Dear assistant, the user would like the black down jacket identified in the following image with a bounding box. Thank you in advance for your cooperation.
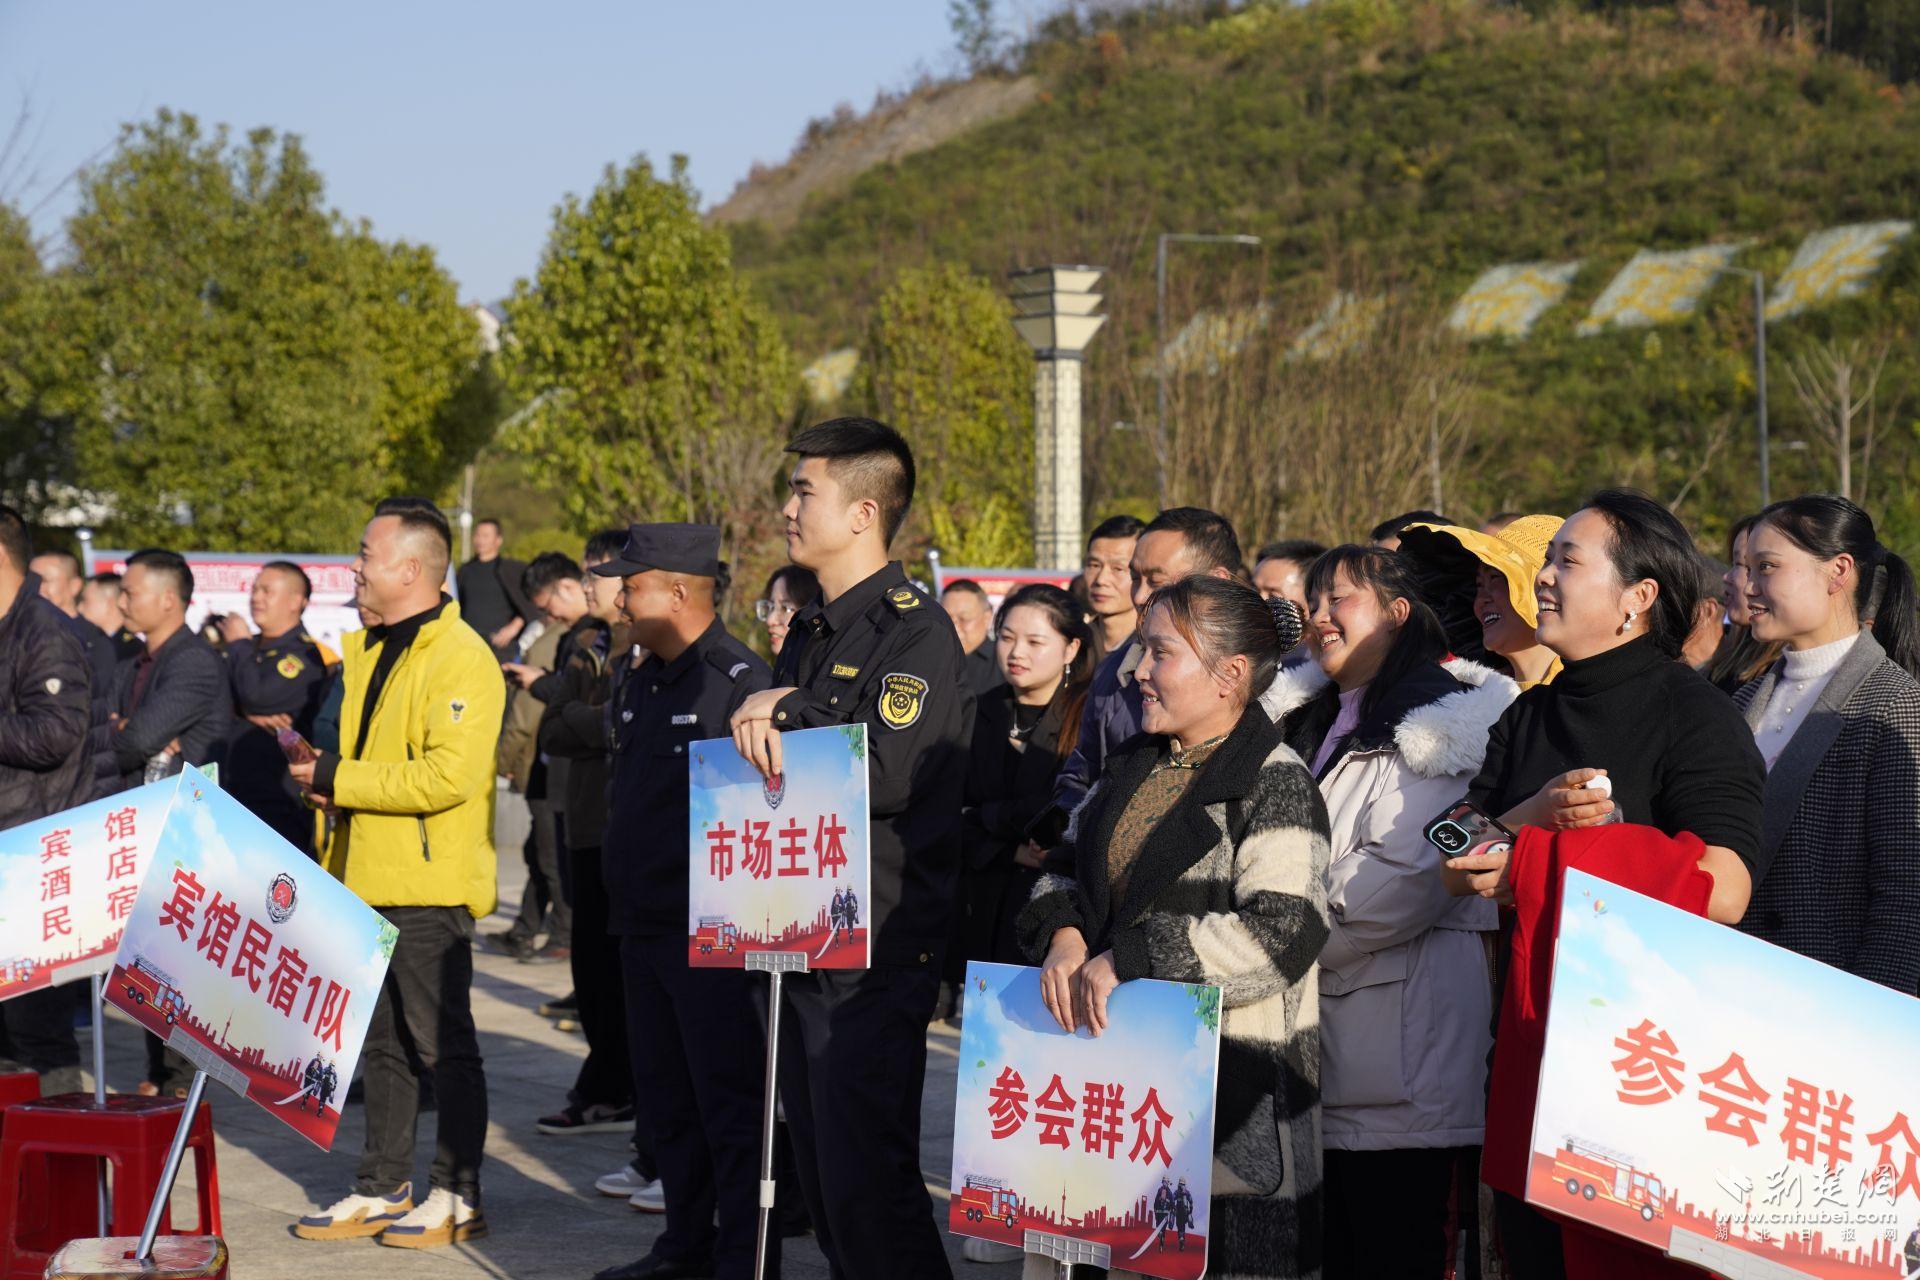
[0,572,94,830]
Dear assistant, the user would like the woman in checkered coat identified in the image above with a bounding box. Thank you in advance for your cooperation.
[1020,577,1331,1280]
[1734,495,1920,993]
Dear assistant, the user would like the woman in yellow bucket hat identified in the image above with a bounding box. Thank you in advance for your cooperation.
[1398,516,1564,690]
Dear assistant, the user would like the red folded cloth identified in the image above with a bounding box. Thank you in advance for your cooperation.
[1482,823,1716,1280]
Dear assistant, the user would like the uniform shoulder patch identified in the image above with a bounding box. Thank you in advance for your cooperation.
[878,672,929,731]
[449,698,467,724]
[705,645,759,681]
[276,654,306,679]
[884,586,924,614]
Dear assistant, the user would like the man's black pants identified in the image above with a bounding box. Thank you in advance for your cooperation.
[567,845,631,1108]
[355,906,488,1198]
[510,796,569,947]
[773,965,950,1280]
[621,933,773,1279]
[1325,1145,1477,1279]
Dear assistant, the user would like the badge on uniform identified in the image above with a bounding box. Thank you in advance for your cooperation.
[277,654,305,679]
[829,663,861,680]
[671,714,698,726]
[450,698,467,724]
[878,672,928,730]
[44,677,61,696]
[886,586,922,612]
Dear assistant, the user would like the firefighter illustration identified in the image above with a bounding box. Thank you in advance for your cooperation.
[833,885,860,946]
[299,1054,324,1112]
[1172,1176,1194,1252]
[1153,1176,1175,1251]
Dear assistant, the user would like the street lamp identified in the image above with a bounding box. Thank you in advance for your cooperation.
[1155,233,1263,494]
[1011,265,1108,570]
[1724,266,1772,507]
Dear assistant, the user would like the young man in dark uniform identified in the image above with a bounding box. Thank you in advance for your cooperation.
[592,524,775,1280]
[221,561,331,855]
[730,418,974,1280]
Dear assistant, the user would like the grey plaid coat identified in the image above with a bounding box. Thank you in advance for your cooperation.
[1020,702,1332,1280]
[1734,630,1920,993]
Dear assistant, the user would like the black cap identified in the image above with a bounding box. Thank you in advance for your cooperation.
[589,523,723,579]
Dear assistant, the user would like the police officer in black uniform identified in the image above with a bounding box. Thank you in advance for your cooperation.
[591,524,775,1280]
[730,419,974,1280]
[221,560,331,855]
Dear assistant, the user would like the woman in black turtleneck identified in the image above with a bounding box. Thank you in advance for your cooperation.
[1451,489,1765,1280]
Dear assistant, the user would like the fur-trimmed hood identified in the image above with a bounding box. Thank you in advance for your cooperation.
[1259,657,1518,780]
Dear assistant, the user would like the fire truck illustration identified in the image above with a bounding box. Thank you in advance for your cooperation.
[694,917,740,955]
[1552,1137,1666,1221]
[0,958,37,992]
[122,957,188,1026]
[957,1175,1020,1228]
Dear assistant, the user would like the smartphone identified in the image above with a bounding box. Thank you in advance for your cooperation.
[276,728,317,766]
[1424,800,1515,862]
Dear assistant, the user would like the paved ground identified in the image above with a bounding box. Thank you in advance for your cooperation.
[75,789,1024,1279]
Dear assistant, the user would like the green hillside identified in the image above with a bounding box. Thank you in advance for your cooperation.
[727,0,1920,547]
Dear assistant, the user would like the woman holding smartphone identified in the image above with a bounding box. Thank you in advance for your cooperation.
[1262,546,1514,1279]
[1734,494,1920,991]
[1020,577,1329,1280]
[1446,489,1765,1276]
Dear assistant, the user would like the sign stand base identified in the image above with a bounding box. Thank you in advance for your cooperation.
[1026,1228,1107,1277]
[90,973,110,1235]
[747,950,809,1280]
[134,1068,208,1263]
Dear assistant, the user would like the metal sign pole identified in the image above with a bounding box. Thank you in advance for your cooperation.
[135,1068,207,1263]
[91,973,109,1234]
[748,951,807,1280]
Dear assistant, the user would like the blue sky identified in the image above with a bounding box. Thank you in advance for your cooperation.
[0,2,959,302]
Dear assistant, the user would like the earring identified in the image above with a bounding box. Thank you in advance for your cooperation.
[1624,610,1637,628]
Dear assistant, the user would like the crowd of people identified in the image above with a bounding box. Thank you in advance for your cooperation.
[2,411,1917,1280]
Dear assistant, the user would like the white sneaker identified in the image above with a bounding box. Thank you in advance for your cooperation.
[961,1236,1024,1263]
[377,1186,488,1249]
[292,1183,413,1240]
[594,1164,650,1198]
[628,1178,666,1213]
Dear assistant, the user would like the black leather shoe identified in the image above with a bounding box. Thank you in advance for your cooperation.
[590,1255,715,1280]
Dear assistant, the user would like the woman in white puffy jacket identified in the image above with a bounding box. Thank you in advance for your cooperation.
[1259,544,1515,1280]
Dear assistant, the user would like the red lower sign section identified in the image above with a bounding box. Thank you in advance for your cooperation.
[1525,1152,1907,1278]
[945,1200,1207,1280]
[109,961,339,1148]
[684,925,868,969]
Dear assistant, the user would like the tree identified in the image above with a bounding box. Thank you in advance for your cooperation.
[501,154,797,596]
[1784,337,1895,504]
[56,110,490,548]
[0,202,75,512]
[861,263,1034,565]
[949,0,1007,74]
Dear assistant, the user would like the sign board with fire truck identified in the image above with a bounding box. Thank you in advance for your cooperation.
[686,725,870,970]
[1530,869,1920,1277]
[0,774,180,1001]
[105,765,397,1150]
[949,961,1222,1280]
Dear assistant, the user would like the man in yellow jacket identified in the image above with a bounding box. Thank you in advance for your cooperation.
[288,497,503,1249]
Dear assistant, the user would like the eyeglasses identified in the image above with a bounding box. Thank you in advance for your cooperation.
[755,599,798,623]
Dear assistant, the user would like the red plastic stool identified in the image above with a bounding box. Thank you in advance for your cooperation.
[0,1096,219,1280]
[0,1073,36,1110]
[44,1235,228,1280]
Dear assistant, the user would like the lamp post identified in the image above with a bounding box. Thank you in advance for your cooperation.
[1011,265,1107,570]
[1725,267,1772,507]
[1155,233,1262,503]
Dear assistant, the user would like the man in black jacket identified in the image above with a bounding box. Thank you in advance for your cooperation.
[455,518,533,659]
[93,549,232,793]
[510,533,636,1139]
[729,420,974,1280]
[0,505,94,1093]
[219,561,331,856]
[31,548,119,691]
